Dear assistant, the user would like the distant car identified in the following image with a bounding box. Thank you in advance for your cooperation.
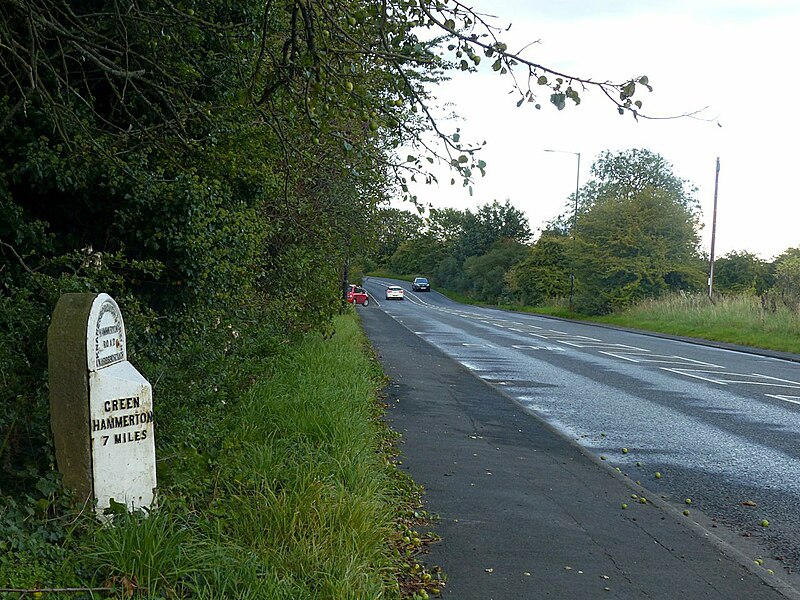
[346,284,369,306]
[412,277,430,292]
[385,285,405,300]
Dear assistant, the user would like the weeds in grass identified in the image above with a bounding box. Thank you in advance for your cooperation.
[6,311,438,599]
[597,292,800,353]
[72,315,416,599]
[81,508,205,598]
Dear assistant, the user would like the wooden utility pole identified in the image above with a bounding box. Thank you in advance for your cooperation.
[708,157,721,300]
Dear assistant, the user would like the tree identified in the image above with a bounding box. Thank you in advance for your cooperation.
[589,149,698,207]
[455,199,531,260]
[389,236,447,276]
[433,255,468,291]
[0,1,663,213]
[427,207,469,246]
[772,257,800,309]
[540,149,704,314]
[463,238,528,302]
[507,234,571,306]
[713,251,773,295]
[549,149,699,235]
[372,207,425,264]
[0,0,680,562]
[773,246,800,265]
[572,187,703,314]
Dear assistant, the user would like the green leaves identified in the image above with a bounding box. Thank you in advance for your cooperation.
[620,81,636,100]
[550,92,566,110]
[567,150,703,313]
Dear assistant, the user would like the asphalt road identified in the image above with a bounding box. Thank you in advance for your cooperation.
[359,277,800,595]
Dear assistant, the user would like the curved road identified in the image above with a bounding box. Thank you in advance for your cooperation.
[362,277,800,571]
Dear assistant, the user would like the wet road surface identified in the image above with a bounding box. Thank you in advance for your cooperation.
[362,277,800,573]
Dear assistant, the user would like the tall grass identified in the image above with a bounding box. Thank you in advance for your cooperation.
[78,314,401,599]
[597,292,800,354]
[203,316,395,598]
[82,510,207,597]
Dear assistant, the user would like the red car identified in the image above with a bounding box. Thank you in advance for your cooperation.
[346,284,369,306]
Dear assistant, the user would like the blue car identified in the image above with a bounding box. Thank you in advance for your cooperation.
[412,277,430,292]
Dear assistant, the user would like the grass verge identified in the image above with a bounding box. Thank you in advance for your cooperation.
[592,293,800,354]
[3,313,441,599]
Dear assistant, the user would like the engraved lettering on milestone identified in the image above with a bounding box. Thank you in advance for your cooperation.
[94,300,125,369]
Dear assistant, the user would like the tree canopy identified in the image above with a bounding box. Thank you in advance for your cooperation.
[571,187,703,312]
[713,251,773,295]
[0,0,663,491]
[549,149,699,234]
[483,149,705,313]
[0,2,700,581]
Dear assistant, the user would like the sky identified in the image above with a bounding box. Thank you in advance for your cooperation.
[405,1,800,260]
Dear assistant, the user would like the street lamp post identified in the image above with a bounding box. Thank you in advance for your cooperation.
[544,149,581,311]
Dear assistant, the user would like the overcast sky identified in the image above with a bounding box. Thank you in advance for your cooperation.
[406,1,800,260]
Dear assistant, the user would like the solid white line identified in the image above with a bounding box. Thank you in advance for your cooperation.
[653,355,723,367]
[511,344,566,351]
[661,368,727,384]
[600,352,640,363]
[765,394,800,406]
[560,341,615,348]
[619,345,649,350]
[602,353,724,368]
[558,340,609,348]
[686,371,800,387]
[748,373,800,386]
[659,369,800,390]
[719,380,800,389]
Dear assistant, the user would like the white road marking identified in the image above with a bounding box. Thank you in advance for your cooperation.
[661,368,729,384]
[560,341,621,349]
[561,342,644,350]
[374,291,800,404]
[601,352,642,363]
[601,352,724,367]
[662,369,800,389]
[765,394,800,406]
[512,345,566,352]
